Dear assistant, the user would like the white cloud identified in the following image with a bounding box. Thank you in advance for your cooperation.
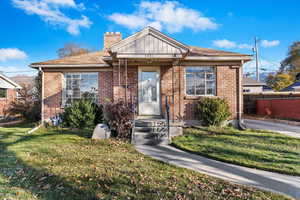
[12,0,91,35]
[213,39,252,49]
[261,40,280,47]
[108,1,218,33]
[0,48,28,62]
[213,39,236,49]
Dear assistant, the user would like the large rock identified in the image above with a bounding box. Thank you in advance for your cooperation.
[92,124,111,139]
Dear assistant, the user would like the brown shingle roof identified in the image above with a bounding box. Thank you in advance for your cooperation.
[188,46,250,57]
[30,46,251,67]
[30,51,109,66]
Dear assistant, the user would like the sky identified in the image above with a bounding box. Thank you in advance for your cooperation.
[0,0,300,77]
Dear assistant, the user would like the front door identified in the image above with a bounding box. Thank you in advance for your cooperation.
[138,66,160,115]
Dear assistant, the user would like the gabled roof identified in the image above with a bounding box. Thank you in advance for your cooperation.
[243,77,266,86]
[30,26,251,67]
[0,74,22,89]
[109,26,190,57]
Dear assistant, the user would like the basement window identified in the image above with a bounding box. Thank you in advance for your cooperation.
[62,73,98,106]
[0,88,7,98]
[185,66,216,96]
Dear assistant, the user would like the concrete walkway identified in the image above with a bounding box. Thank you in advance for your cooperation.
[244,119,300,139]
[136,144,300,199]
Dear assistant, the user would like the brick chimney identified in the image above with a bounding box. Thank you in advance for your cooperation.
[103,32,122,50]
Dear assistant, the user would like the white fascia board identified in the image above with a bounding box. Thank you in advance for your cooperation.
[185,56,252,61]
[30,64,110,68]
[116,54,183,59]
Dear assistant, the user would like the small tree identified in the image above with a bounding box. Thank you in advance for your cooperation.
[197,97,231,126]
[266,73,294,91]
[103,100,133,138]
[57,43,90,58]
[7,84,41,122]
[61,99,95,129]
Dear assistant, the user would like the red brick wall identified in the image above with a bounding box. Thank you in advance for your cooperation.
[42,65,239,121]
[43,72,63,119]
[113,65,138,103]
[43,70,115,120]
[0,89,16,116]
[160,65,238,120]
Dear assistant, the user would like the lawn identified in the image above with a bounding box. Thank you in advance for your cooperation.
[0,125,292,200]
[172,126,300,176]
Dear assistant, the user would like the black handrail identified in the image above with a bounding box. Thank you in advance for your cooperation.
[165,96,170,142]
[131,96,137,144]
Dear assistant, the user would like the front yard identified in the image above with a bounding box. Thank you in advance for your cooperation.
[172,127,300,176]
[0,125,291,200]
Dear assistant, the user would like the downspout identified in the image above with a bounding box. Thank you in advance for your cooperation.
[237,61,246,130]
[38,67,44,124]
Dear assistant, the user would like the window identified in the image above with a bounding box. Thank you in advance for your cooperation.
[63,73,98,106]
[185,66,216,96]
[0,88,7,98]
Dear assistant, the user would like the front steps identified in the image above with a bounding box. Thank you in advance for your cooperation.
[132,118,170,145]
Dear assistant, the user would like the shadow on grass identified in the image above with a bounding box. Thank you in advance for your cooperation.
[0,127,143,200]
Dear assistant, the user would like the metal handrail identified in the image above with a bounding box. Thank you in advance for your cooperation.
[131,96,137,144]
[165,96,171,142]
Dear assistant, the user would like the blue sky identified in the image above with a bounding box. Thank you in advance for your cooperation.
[0,0,299,76]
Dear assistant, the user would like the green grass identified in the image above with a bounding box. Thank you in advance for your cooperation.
[172,126,300,176]
[0,125,293,200]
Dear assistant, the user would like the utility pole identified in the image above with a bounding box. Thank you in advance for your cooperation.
[253,37,260,81]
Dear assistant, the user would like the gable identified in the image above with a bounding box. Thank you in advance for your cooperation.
[0,75,21,89]
[109,27,189,58]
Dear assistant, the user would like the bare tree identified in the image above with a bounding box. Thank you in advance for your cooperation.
[57,43,90,58]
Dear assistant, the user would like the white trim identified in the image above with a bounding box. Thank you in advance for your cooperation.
[30,64,110,68]
[184,66,217,97]
[116,54,182,59]
[0,74,22,89]
[185,56,252,61]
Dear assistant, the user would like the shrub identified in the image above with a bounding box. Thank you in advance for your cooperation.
[197,97,231,126]
[103,100,133,138]
[61,99,95,129]
[92,103,104,125]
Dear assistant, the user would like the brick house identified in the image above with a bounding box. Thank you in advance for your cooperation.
[0,73,22,117]
[30,27,251,125]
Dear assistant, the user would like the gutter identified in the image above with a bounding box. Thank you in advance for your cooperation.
[30,64,110,68]
[237,60,246,130]
[38,67,44,124]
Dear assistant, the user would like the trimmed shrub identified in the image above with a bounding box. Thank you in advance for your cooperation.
[61,99,95,129]
[103,100,133,138]
[197,97,231,126]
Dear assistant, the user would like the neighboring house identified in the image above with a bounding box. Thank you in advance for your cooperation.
[30,27,251,124]
[0,73,22,117]
[243,77,268,93]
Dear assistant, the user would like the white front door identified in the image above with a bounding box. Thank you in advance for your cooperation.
[138,67,160,115]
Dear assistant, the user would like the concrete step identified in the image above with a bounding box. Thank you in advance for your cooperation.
[134,126,168,133]
[133,131,169,145]
[135,120,167,127]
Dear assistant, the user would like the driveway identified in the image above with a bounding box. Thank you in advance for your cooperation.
[136,144,300,199]
[244,119,300,139]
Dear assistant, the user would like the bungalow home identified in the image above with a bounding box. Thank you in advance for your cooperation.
[0,73,22,117]
[30,27,251,126]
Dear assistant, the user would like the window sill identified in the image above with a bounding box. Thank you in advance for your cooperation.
[184,95,216,100]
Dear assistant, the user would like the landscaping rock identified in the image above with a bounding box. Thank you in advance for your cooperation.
[92,124,111,139]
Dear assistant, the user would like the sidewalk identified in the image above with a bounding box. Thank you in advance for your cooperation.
[136,144,300,199]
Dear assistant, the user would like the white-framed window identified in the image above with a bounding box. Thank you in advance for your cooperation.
[185,66,216,96]
[62,73,99,106]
